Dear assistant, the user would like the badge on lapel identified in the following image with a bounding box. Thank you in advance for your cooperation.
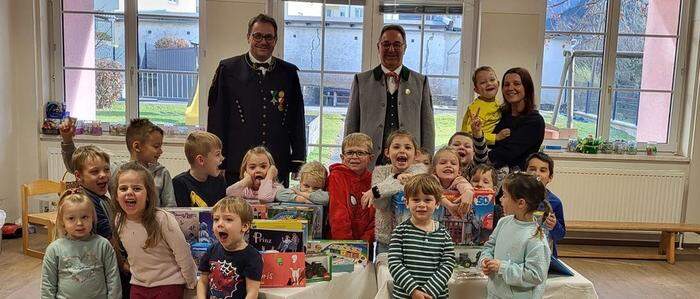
[277,90,286,111]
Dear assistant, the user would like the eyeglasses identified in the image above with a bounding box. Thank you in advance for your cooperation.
[380,41,404,50]
[343,150,371,157]
[251,32,276,42]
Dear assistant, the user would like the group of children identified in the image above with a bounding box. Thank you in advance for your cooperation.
[41,65,566,299]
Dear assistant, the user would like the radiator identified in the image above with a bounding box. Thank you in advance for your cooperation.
[548,167,687,223]
[47,147,190,182]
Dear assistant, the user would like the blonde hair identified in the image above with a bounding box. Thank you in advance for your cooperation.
[342,132,373,154]
[126,118,164,153]
[239,146,276,179]
[111,161,163,249]
[472,65,497,85]
[71,145,111,173]
[404,173,443,200]
[56,190,96,237]
[384,129,418,153]
[299,161,328,189]
[430,147,462,175]
[212,196,254,226]
[184,131,223,164]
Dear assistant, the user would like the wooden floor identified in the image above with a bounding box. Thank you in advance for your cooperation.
[2,235,700,298]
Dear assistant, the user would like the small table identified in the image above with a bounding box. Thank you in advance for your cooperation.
[259,264,378,299]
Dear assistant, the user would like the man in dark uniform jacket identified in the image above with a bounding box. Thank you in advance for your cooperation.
[207,14,306,187]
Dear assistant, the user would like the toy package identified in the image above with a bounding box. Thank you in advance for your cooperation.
[441,189,495,245]
[197,208,219,245]
[260,252,306,288]
[306,240,368,273]
[267,204,317,239]
[251,203,268,219]
[453,245,486,280]
[305,254,332,283]
[268,202,323,239]
[191,242,210,274]
[166,208,200,244]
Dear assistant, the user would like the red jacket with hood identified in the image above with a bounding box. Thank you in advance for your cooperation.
[327,163,374,243]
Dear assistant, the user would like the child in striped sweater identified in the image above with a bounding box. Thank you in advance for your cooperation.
[388,174,456,299]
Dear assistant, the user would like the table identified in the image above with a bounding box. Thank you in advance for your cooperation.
[375,255,597,299]
[259,264,378,299]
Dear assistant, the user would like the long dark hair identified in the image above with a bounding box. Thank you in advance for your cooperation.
[501,67,536,116]
[503,172,551,239]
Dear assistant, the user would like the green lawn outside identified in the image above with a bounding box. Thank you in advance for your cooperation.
[97,102,187,125]
[540,111,636,141]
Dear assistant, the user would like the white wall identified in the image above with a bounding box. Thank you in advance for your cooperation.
[0,0,18,221]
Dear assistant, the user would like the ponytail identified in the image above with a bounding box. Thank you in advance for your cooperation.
[534,199,553,239]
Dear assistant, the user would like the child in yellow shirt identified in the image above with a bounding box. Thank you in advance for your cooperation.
[461,66,510,144]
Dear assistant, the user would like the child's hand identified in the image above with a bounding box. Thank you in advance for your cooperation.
[495,128,511,141]
[292,188,313,203]
[545,213,557,230]
[410,289,432,299]
[483,259,501,275]
[481,258,492,275]
[242,172,254,187]
[397,173,413,185]
[469,108,483,138]
[267,165,278,181]
[58,119,76,143]
[361,189,375,208]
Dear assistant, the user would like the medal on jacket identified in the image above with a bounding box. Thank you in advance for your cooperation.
[272,90,286,111]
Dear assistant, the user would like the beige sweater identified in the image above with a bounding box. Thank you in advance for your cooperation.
[120,210,197,289]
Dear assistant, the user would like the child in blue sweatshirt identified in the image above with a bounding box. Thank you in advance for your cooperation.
[526,152,566,257]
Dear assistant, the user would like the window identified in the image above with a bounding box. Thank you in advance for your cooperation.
[383,12,463,147]
[542,0,688,151]
[55,0,199,129]
[282,1,364,164]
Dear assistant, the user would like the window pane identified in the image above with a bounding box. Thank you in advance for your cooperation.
[63,0,123,13]
[542,33,604,88]
[540,87,600,139]
[307,146,321,162]
[615,36,677,91]
[421,15,461,76]
[383,14,421,71]
[431,77,458,147]
[136,2,199,126]
[284,2,323,71]
[138,0,199,15]
[545,0,608,33]
[65,69,126,123]
[325,146,343,166]
[300,71,322,150]
[323,4,363,72]
[321,73,353,144]
[609,90,671,143]
[619,0,680,36]
[63,13,126,68]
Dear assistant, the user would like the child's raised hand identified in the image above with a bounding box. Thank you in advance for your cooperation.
[58,119,76,143]
[545,213,557,230]
[361,189,375,208]
[495,128,511,141]
[267,165,278,181]
[469,108,483,138]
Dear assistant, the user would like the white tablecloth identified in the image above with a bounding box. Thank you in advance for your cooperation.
[259,264,377,299]
[375,256,597,299]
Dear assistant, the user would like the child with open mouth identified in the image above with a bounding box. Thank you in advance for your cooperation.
[226,146,283,203]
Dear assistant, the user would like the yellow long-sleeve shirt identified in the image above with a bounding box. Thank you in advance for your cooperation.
[461,97,502,144]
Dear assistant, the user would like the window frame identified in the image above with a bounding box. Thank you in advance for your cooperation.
[50,0,201,126]
[542,0,691,153]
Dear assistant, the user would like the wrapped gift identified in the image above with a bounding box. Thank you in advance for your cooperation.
[261,252,306,288]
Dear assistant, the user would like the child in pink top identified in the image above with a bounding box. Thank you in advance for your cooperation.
[226,146,283,203]
[112,161,197,298]
[432,147,475,219]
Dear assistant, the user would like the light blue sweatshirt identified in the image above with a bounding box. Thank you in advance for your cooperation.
[478,215,551,299]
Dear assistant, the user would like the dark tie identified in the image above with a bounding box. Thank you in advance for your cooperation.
[386,71,399,85]
[254,62,271,69]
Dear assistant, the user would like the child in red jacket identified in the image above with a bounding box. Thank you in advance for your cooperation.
[328,133,375,244]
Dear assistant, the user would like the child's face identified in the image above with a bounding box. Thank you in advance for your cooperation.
[414,152,430,166]
[473,70,499,99]
[246,153,271,187]
[116,170,148,220]
[61,201,93,240]
[341,145,372,175]
[77,156,111,195]
[470,170,494,190]
[449,135,474,166]
[407,191,437,222]
[213,210,249,250]
[434,152,460,181]
[299,174,324,193]
[135,132,163,165]
[202,148,224,177]
[526,158,552,186]
[384,136,415,173]
[501,187,526,216]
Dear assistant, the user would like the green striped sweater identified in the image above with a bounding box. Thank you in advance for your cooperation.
[388,219,455,299]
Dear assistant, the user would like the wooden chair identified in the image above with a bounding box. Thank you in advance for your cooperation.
[21,180,65,259]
